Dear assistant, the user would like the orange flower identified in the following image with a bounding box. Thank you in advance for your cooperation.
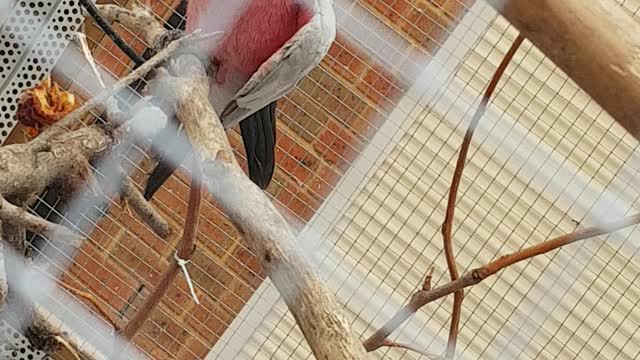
[16,76,80,134]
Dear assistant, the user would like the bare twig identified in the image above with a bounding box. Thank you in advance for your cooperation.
[380,339,443,359]
[54,335,82,360]
[58,281,120,331]
[120,178,171,238]
[364,212,640,351]
[422,266,435,291]
[364,268,436,352]
[440,34,524,358]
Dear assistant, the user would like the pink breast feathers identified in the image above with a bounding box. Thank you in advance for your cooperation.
[211,0,313,84]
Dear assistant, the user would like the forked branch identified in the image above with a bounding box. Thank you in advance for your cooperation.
[440,34,524,358]
[364,212,640,353]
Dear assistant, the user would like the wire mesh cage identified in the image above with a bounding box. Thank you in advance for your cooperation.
[1,0,640,359]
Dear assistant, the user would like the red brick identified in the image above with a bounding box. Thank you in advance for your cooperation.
[276,130,320,184]
[306,163,341,199]
[68,243,140,312]
[314,120,364,171]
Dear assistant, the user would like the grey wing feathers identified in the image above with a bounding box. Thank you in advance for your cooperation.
[220,6,336,128]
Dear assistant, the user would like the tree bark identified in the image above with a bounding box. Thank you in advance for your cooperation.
[0,126,113,200]
[485,0,640,139]
[160,55,368,359]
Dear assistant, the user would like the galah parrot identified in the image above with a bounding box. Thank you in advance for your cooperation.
[143,0,336,199]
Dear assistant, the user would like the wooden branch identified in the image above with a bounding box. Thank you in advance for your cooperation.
[30,308,104,360]
[0,126,113,200]
[4,88,171,240]
[440,35,524,358]
[33,29,212,145]
[370,269,441,358]
[363,269,435,352]
[120,178,171,238]
[484,0,640,139]
[0,196,84,247]
[96,4,166,50]
[79,0,146,66]
[379,339,443,359]
[121,171,201,339]
[162,54,367,358]
[54,335,82,360]
[364,213,640,350]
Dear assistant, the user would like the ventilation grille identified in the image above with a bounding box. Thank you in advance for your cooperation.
[0,0,84,144]
[0,321,50,359]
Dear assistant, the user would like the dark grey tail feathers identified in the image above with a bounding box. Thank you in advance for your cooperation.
[143,101,278,200]
[143,126,191,200]
[240,101,278,190]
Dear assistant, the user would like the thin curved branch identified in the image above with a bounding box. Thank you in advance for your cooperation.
[440,34,524,358]
[364,212,640,350]
[121,167,202,339]
[58,281,120,331]
[380,339,443,359]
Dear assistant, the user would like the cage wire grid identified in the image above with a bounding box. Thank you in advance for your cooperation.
[0,0,564,358]
[0,0,576,358]
[212,2,640,360]
[0,0,481,358]
[1,0,640,359]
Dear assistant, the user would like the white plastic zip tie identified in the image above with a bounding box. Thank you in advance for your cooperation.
[174,251,200,305]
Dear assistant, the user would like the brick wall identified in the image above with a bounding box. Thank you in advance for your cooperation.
[7,0,472,358]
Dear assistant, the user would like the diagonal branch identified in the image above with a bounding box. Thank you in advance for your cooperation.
[440,34,524,358]
[0,196,84,247]
[120,178,171,238]
[33,29,216,145]
[163,54,368,358]
[58,281,121,331]
[364,212,640,351]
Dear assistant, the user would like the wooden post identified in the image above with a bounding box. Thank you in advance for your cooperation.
[485,0,640,139]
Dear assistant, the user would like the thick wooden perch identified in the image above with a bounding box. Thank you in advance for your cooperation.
[95,5,366,357]
[0,126,113,201]
[160,55,367,359]
[485,0,640,139]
